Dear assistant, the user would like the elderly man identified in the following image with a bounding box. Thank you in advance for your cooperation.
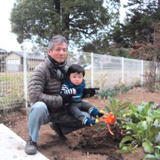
[25,35,95,155]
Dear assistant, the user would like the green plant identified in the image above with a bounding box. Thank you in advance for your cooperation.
[97,96,131,132]
[152,83,160,90]
[97,84,132,99]
[134,78,142,87]
[119,102,160,159]
[143,146,160,160]
[96,96,160,159]
[120,86,131,94]
[105,96,131,118]
[97,88,119,99]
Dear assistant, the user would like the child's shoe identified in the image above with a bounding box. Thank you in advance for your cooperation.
[82,117,99,127]
[89,107,105,118]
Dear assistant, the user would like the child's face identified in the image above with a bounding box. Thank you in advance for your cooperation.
[69,72,83,86]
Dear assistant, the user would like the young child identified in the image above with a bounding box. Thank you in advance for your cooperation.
[61,64,104,126]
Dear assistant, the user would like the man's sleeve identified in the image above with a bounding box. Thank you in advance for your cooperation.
[29,63,63,111]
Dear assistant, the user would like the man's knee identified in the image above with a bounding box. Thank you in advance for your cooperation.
[30,101,48,117]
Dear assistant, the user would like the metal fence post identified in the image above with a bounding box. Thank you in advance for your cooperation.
[91,52,94,87]
[122,57,124,83]
[141,60,144,85]
[23,43,28,108]
[156,62,158,82]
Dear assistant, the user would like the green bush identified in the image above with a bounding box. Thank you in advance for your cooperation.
[152,83,160,90]
[97,88,119,99]
[120,86,131,94]
[119,102,160,159]
[97,84,132,99]
[96,96,160,159]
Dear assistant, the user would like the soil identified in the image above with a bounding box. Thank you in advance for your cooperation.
[1,87,160,160]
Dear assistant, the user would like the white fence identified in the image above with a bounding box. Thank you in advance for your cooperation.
[0,49,159,109]
[68,52,156,89]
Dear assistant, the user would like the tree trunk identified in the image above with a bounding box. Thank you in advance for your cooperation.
[158,0,160,10]
[63,13,70,40]
[54,0,60,14]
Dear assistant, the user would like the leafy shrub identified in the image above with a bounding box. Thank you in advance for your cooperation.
[97,84,132,99]
[120,86,131,94]
[152,83,160,90]
[143,68,157,92]
[97,88,119,99]
[97,96,160,159]
[97,96,131,133]
[134,79,142,87]
[119,102,160,159]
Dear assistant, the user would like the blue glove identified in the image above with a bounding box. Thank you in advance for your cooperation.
[90,108,105,118]
[82,117,99,127]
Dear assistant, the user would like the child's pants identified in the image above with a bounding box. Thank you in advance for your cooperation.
[67,101,93,121]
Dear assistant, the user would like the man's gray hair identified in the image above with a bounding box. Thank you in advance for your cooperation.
[48,35,68,51]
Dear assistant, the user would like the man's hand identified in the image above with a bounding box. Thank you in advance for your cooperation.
[82,88,99,98]
[60,93,72,105]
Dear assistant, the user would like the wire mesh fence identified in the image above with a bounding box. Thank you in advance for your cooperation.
[0,49,160,109]
[0,50,24,110]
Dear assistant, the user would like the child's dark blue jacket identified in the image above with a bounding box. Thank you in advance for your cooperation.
[61,77,86,101]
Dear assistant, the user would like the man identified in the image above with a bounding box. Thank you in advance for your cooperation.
[25,35,95,155]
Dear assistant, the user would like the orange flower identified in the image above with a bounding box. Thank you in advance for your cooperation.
[103,112,116,125]
[108,124,114,135]
[103,112,117,135]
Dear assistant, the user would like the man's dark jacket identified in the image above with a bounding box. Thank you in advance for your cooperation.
[29,58,68,114]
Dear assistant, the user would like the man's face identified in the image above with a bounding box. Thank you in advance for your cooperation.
[48,42,67,63]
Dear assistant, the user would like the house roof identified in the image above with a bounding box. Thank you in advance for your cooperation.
[10,51,46,60]
[0,48,8,53]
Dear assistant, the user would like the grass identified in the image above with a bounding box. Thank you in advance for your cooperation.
[0,72,28,109]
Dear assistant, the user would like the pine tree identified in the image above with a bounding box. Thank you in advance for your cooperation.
[112,0,160,47]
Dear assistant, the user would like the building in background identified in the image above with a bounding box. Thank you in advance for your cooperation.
[0,50,45,72]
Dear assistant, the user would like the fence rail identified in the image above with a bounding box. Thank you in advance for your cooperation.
[0,49,159,109]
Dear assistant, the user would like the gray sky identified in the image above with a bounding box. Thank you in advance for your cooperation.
[0,0,128,52]
[0,0,22,51]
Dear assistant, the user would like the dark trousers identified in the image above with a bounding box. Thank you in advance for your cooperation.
[67,101,92,121]
[29,101,90,142]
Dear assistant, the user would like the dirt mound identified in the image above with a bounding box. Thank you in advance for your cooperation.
[74,124,123,155]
